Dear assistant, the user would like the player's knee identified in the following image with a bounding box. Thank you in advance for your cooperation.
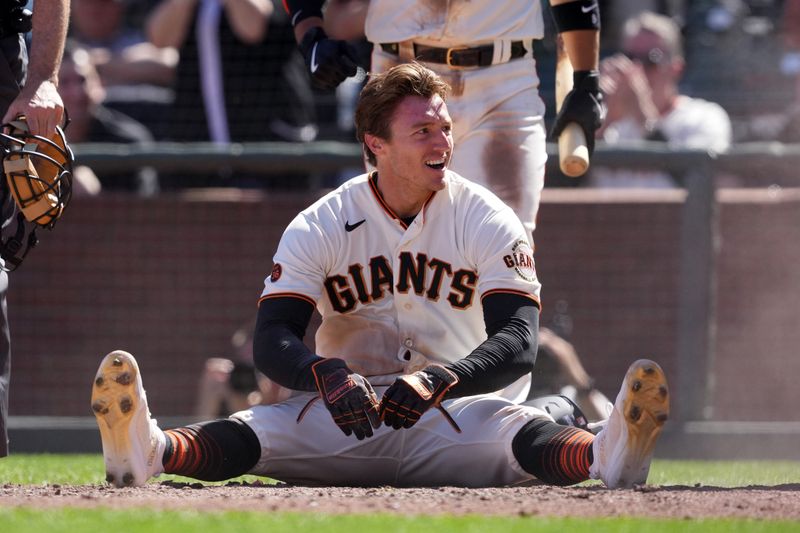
[522,394,590,431]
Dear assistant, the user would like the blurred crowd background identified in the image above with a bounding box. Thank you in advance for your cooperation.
[58,0,800,195]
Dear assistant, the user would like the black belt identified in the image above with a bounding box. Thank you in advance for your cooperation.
[380,41,528,68]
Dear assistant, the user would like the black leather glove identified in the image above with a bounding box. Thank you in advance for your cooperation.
[311,358,381,440]
[379,365,459,430]
[550,70,606,156]
[298,26,360,91]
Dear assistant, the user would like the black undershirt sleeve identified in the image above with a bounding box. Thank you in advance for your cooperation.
[443,292,540,399]
[253,296,322,392]
[253,292,539,397]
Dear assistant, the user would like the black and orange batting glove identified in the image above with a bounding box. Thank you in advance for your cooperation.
[311,358,381,440]
[379,365,459,431]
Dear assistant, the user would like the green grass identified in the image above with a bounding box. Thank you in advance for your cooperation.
[3,454,800,487]
[0,510,796,533]
[2,455,799,532]
[647,460,800,487]
[0,453,265,486]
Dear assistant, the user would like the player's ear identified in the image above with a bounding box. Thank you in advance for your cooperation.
[364,133,384,156]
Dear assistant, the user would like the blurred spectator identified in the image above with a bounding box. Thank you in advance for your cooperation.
[59,41,159,195]
[590,11,732,188]
[776,0,800,142]
[195,319,291,418]
[777,77,800,142]
[598,0,685,53]
[682,0,788,138]
[781,0,800,61]
[146,0,318,188]
[146,0,316,144]
[528,328,611,425]
[69,0,177,139]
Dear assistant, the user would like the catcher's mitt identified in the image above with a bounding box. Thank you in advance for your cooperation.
[0,117,74,271]
[1,116,74,228]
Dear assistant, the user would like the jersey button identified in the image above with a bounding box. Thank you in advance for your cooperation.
[404,338,413,348]
[403,303,412,310]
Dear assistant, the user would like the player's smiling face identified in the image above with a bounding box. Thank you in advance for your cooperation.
[368,94,453,214]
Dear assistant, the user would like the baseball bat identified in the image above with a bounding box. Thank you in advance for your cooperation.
[555,36,590,178]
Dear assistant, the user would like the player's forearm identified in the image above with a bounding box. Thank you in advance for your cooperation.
[292,16,324,43]
[559,30,599,71]
[549,0,600,71]
[253,298,322,392]
[444,295,540,398]
[26,0,69,90]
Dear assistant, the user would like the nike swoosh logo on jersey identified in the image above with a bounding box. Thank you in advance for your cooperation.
[581,1,598,12]
[310,42,320,73]
[345,219,366,232]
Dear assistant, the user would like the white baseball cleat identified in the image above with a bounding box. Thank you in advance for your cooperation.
[589,359,669,489]
[91,350,166,487]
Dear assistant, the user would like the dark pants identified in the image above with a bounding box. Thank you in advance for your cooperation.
[0,33,27,457]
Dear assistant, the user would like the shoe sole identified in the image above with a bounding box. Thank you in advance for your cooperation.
[91,350,150,487]
[615,359,670,487]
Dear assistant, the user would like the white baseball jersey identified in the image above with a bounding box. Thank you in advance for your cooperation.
[260,170,541,394]
[238,169,549,487]
[364,0,545,47]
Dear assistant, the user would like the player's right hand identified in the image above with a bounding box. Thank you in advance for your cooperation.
[550,70,606,156]
[311,357,381,440]
[379,365,459,430]
[298,26,360,91]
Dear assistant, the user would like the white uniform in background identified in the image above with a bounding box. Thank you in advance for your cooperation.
[364,0,549,233]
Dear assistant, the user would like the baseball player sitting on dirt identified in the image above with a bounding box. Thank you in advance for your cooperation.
[91,63,669,490]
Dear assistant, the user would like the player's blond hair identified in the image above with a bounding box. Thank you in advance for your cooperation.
[355,62,451,166]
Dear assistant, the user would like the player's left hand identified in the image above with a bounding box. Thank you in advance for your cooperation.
[379,365,459,430]
[298,26,360,91]
[550,70,606,156]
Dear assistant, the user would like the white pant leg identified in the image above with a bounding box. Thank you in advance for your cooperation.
[448,97,547,233]
[231,391,550,487]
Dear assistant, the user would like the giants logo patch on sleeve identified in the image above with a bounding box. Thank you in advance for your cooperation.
[503,240,536,282]
[270,263,282,282]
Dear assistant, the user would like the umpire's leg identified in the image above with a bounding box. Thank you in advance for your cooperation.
[0,29,28,459]
[0,269,9,457]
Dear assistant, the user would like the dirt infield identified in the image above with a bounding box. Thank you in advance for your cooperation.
[2,482,800,519]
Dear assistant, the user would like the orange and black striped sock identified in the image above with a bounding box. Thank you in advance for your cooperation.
[163,419,261,481]
[512,418,594,486]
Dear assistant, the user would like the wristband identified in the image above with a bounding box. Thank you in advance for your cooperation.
[282,0,324,27]
[550,1,601,32]
[573,69,600,90]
